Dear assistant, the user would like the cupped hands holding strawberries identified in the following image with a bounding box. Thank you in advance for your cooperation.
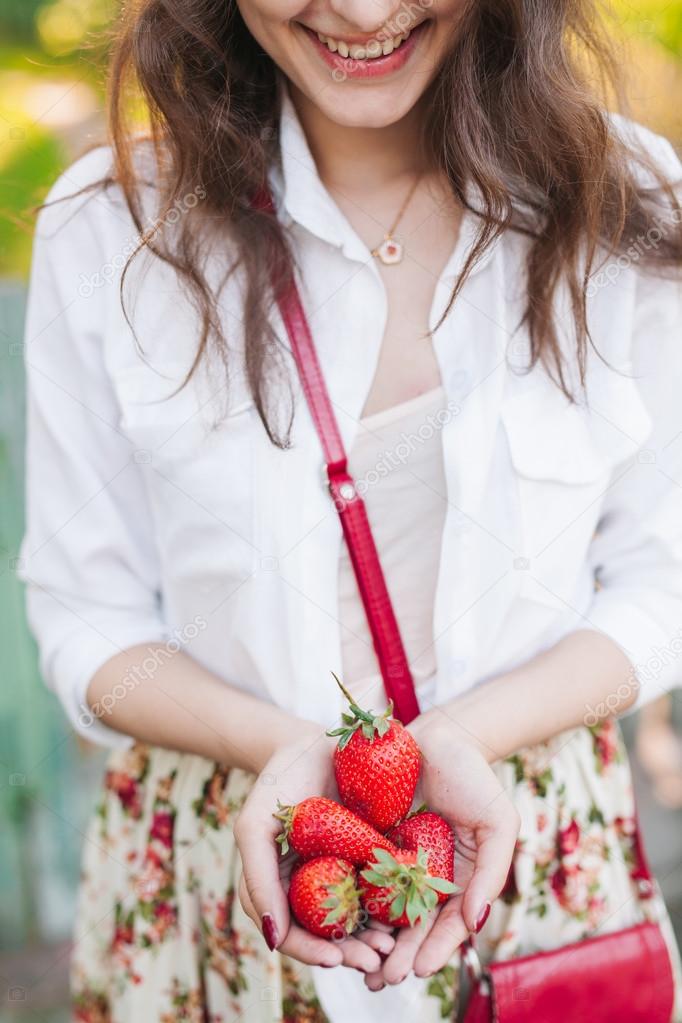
[234,675,519,987]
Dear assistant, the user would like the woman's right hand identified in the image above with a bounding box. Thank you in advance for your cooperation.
[234,727,395,972]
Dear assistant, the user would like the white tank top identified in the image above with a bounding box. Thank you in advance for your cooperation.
[338,385,448,709]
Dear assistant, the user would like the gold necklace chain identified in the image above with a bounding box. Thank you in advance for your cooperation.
[371,172,422,266]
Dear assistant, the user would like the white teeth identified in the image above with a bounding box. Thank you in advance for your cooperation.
[315,27,413,60]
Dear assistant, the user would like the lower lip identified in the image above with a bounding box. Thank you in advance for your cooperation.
[304,22,428,80]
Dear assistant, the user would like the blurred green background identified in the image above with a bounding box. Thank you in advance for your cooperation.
[0,2,681,1021]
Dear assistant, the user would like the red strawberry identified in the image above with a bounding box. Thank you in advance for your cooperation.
[289,856,361,938]
[359,847,458,928]
[388,810,455,891]
[274,796,398,863]
[327,674,421,832]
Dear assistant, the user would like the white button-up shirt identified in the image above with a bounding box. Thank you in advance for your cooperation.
[20,93,682,748]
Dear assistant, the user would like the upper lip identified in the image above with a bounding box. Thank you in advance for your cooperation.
[301,19,426,46]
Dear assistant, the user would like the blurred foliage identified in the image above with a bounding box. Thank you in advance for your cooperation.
[0,0,680,280]
[607,0,682,54]
[0,0,115,50]
[0,0,116,277]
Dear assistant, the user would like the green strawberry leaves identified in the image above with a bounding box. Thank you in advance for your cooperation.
[371,847,397,865]
[361,844,460,926]
[320,873,361,933]
[391,891,407,920]
[360,869,392,887]
[424,876,457,894]
[273,801,294,855]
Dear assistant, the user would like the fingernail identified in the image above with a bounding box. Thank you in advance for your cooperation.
[474,901,491,934]
[262,913,279,951]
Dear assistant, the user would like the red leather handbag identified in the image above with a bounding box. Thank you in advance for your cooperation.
[263,193,676,1023]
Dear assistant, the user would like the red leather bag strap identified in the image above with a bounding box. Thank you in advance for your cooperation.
[276,275,420,724]
[254,191,420,724]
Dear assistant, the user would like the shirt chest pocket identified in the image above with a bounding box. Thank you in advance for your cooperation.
[113,364,260,585]
[500,374,652,610]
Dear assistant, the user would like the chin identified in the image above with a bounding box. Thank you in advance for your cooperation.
[305,84,427,129]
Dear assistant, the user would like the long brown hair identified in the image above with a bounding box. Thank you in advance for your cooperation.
[103,0,681,446]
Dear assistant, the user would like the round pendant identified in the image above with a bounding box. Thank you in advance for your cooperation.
[375,237,403,265]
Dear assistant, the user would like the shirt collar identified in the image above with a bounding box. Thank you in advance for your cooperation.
[271,85,369,262]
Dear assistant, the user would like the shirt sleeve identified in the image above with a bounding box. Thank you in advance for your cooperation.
[19,155,168,747]
[586,256,682,712]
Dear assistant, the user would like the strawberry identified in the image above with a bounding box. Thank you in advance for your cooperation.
[274,796,398,863]
[359,847,459,928]
[327,674,421,833]
[288,856,361,939]
[388,809,455,889]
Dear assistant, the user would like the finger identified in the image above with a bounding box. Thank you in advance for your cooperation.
[355,927,396,957]
[461,804,519,933]
[277,923,345,968]
[380,911,438,985]
[337,936,383,974]
[234,805,290,950]
[413,897,468,977]
[364,968,386,992]
[363,919,394,933]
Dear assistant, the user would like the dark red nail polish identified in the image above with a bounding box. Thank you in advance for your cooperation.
[474,901,491,934]
[262,913,279,951]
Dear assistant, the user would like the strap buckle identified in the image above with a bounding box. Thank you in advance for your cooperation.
[322,461,356,503]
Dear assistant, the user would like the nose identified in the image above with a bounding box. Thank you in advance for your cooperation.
[327,0,407,34]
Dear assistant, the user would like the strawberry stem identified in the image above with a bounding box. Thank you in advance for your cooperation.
[405,803,428,819]
[326,672,393,749]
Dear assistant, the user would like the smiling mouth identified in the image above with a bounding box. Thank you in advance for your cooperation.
[301,20,429,78]
[314,25,417,60]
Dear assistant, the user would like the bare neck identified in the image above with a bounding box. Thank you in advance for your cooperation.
[288,83,429,193]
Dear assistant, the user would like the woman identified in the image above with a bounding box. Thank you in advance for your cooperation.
[21,0,682,1020]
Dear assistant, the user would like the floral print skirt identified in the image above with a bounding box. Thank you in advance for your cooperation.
[72,720,682,1022]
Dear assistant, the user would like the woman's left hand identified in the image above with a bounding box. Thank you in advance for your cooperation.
[364,714,520,989]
